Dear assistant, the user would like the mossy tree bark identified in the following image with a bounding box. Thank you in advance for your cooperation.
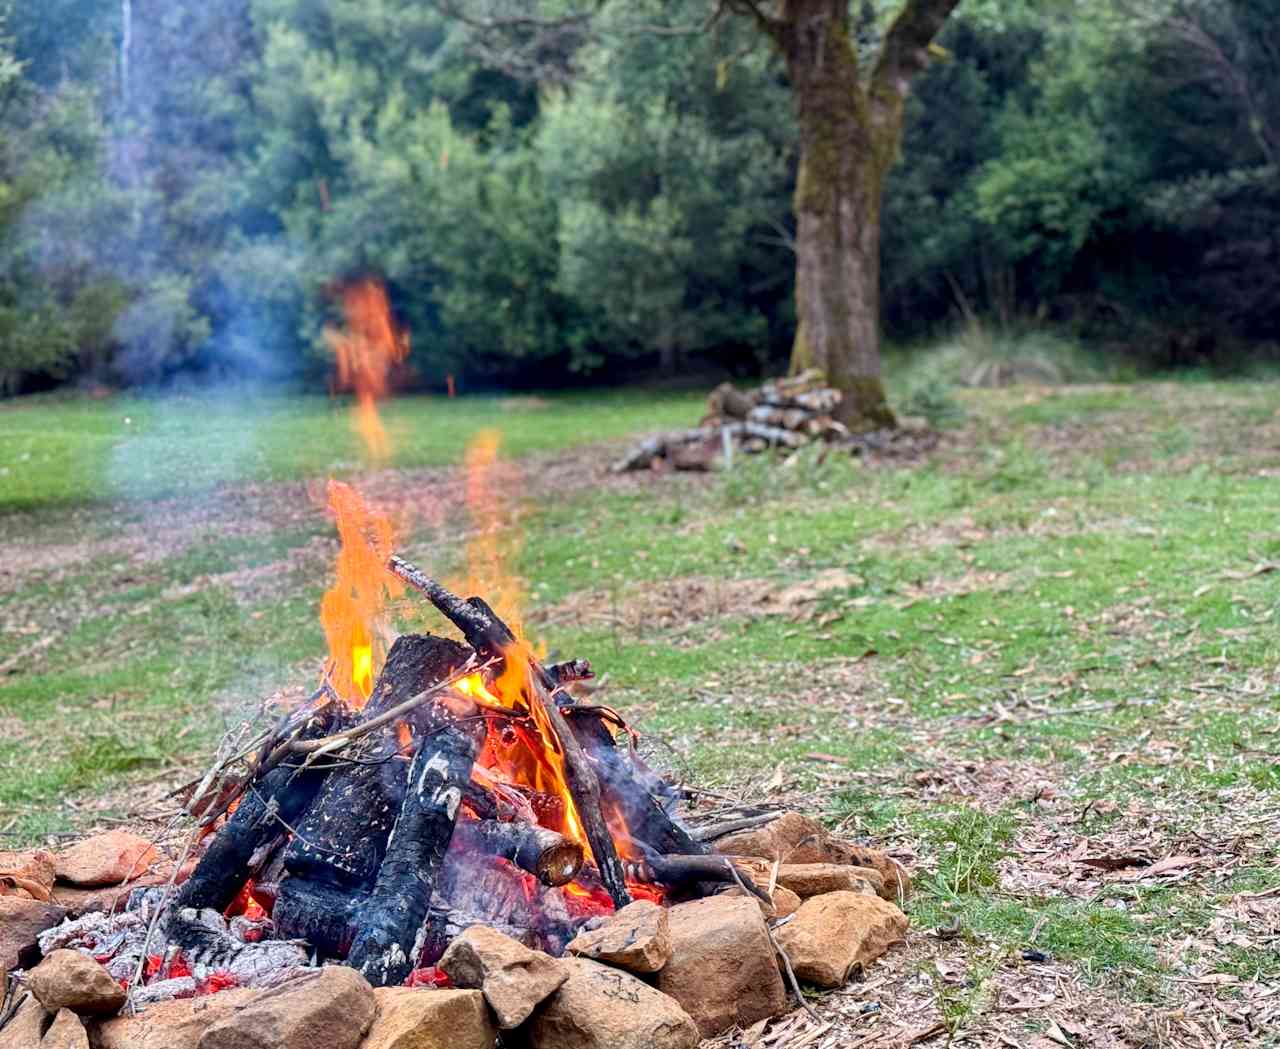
[741,0,960,430]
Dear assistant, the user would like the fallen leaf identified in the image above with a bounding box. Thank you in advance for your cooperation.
[1119,853,1201,880]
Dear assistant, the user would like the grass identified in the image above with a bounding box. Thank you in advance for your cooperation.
[2,375,1279,1043]
[0,388,705,510]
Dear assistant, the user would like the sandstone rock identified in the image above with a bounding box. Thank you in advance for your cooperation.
[50,876,168,917]
[40,1009,89,1049]
[0,897,66,970]
[824,841,912,900]
[775,863,882,898]
[198,966,375,1049]
[526,958,698,1049]
[774,891,908,988]
[89,988,260,1049]
[55,832,159,889]
[0,849,57,901]
[712,812,829,864]
[722,883,802,919]
[656,895,787,1037]
[439,925,567,1029]
[566,899,671,974]
[362,988,495,1049]
[27,950,127,1017]
[0,995,50,1048]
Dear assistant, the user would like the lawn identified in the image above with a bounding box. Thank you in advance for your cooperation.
[2,378,1278,1046]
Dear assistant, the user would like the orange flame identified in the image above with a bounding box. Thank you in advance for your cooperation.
[325,279,409,464]
[320,480,401,707]
[455,430,527,641]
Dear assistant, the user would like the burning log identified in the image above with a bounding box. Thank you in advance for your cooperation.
[451,820,583,887]
[345,709,483,985]
[174,702,343,913]
[622,852,771,905]
[389,556,633,910]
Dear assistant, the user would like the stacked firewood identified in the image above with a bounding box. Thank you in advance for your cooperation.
[612,370,851,472]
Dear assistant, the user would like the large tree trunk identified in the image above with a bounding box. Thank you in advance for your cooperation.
[767,0,960,431]
[778,0,892,431]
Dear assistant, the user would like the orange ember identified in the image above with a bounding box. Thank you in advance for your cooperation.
[325,278,409,464]
[320,480,401,707]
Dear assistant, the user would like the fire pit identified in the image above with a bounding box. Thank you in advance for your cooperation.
[5,284,913,1049]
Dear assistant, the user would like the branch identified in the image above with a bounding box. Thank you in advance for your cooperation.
[871,0,962,102]
[721,0,783,40]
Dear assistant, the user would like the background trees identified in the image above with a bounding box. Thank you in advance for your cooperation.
[0,0,1275,396]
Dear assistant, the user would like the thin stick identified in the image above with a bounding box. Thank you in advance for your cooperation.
[726,862,820,1022]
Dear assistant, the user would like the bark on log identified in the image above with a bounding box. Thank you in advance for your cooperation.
[451,819,583,886]
[623,852,771,903]
[174,703,342,913]
[282,634,470,891]
[345,713,483,986]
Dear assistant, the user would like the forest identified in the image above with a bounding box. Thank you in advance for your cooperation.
[0,0,1276,398]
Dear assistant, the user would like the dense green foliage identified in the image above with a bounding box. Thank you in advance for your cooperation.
[0,0,1274,393]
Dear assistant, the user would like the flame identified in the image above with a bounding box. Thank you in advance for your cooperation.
[456,430,527,640]
[320,480,401,707]
[457,646,587,851]
[325,278,409,464]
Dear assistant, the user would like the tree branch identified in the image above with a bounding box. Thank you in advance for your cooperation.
[871,0,962,103]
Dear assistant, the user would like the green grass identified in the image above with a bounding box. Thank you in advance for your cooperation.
[3,376,1279,1035]
[0,389,704,510]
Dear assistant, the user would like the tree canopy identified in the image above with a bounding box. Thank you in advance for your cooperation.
[0,0,1275,394]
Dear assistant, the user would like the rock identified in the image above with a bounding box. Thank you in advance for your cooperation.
[0,849,57,901]
[439,925,567,1029]
[774,891,908,988]
[40,1009,89,1049]
[712,812,829,864]
[89,989,260,1049]
[0,897,67,970]
[525,958,698,1049]
[824,841,912,900]
[198,966,375,1049]
[27,950,127,1017]
[566,899,671,974]
[55,832,159,889]
[0,995,50,1048]
[722,883,802,919]
[656,895,787,1037]
[362,988,495,1049]
[50,876,168,917]
[774,863,882,898]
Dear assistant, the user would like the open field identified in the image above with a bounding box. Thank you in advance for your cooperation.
[3,380,1279,1046]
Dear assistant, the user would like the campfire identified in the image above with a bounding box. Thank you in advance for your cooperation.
[5,282,913,1049]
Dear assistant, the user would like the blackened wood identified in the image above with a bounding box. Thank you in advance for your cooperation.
[283,633,471,890]
[565,707,707,858]
[389,556,515,657]
[452,819,583,886]
[691,813,782,842]
[272,876,364,957]
[545,658,593,686]
[175,703,341,913]
[526,671,631,909]
[346,714,482,986]
[624,852,772,904]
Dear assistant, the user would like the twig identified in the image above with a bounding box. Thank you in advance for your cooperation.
[726,862,820,1022]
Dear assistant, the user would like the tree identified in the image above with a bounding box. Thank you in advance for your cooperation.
[442,0,960,428]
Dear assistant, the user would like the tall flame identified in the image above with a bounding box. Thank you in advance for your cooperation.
[456,429,527,640]
[320,480,401,706]
[325,279,409,465]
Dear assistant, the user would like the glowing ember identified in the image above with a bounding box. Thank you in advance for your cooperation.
[319,480,400,707]
[325,278,409,464]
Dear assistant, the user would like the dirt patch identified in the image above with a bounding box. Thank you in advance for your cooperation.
[531,568,865,635]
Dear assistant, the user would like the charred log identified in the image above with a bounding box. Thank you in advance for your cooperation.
[623,852,771,904]
[175,702,342,913]
[451,819,583,887]
[345,711,483,986]
[283,634,471,890]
